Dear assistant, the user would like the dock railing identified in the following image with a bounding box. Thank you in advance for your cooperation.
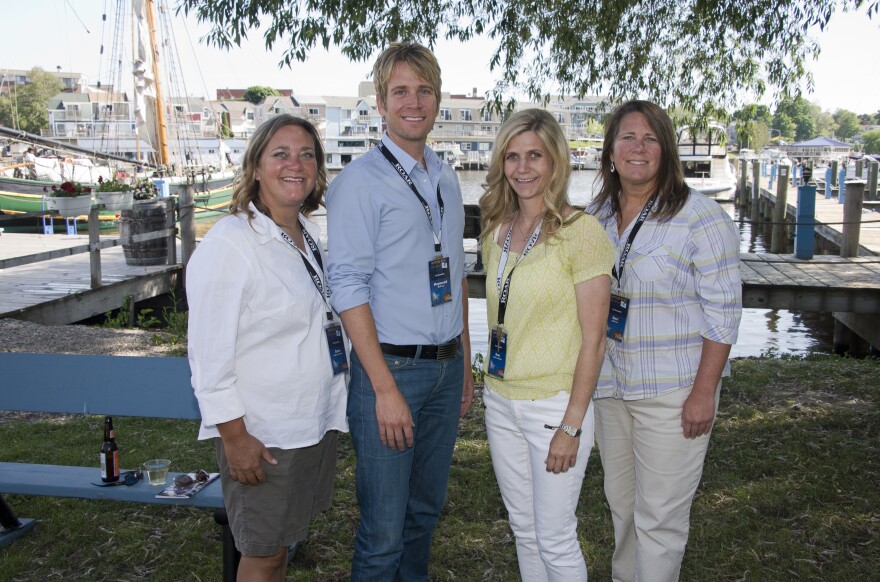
[0,186,197,290]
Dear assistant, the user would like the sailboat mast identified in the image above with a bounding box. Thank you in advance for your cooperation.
[144,0,169,166]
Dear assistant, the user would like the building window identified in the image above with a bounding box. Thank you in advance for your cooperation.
[308,107,319,116]
[439,109,452,121]
[482,110,492,122]
[461,143,472,150]
[461,109,473,121]
[555,113,564,123]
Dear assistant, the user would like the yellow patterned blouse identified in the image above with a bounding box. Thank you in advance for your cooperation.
[484,211,614,400]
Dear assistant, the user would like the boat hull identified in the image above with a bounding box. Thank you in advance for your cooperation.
[0,176,234,232]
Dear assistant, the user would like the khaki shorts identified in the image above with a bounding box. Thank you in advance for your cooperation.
[216,431,338,556]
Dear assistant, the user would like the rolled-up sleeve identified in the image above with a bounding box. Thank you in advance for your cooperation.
[186,234,250,426]
[326,170,377,314]
[689,203,742,345]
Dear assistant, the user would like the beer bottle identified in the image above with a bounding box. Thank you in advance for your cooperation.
[100,416,120,482]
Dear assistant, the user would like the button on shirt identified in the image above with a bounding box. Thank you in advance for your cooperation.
[186,204,348,448]
[326,136,466,345]
[593,191,742,400]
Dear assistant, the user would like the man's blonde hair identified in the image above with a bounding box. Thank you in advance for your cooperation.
[372,42,442,105]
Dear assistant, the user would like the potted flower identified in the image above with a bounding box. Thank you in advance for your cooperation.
[95,176,134,211]
[132,179,159,201]
[43,181,94,218]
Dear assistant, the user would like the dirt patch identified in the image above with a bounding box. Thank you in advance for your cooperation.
[0,318,178,357]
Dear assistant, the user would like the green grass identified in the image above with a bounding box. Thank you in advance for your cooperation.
[1,355,877,581]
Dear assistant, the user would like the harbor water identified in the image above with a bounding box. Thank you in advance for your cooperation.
[198,169,835,359]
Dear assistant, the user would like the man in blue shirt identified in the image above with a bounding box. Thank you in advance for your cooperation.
[326,42,474,580]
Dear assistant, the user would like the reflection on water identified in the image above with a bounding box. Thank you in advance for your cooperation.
[193,168,835,359]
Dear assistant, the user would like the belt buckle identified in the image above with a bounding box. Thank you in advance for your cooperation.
[436,340,457,360]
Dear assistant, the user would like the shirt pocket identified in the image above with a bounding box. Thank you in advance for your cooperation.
[626,242,671,283]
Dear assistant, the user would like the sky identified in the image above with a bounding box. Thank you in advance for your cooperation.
[4,1,879,115]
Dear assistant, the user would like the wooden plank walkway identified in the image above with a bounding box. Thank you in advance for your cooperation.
[0,233,180,324]
[750,174,880,256]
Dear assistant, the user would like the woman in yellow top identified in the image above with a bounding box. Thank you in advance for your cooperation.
[479,108,614,581]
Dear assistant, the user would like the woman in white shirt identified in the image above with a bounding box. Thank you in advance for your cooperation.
[187,114,348,582]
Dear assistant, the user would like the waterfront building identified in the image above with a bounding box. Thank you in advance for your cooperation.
[783,137,852,163]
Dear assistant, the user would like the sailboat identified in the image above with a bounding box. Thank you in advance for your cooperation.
[0,0,235,230]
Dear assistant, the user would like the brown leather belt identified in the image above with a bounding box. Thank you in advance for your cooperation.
[379,336,460,360]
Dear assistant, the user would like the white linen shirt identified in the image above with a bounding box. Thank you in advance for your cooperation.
[186,203,348,448]
[593,191,742,400]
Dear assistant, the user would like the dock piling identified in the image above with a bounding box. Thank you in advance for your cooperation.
[794,185,817,259]
[825,167,833,199]
[841,180,865,258]
[868,161,878,201]
[771,164,790,253]
[88,207,101,289]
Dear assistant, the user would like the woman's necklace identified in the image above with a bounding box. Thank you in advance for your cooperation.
[516,212,543,243]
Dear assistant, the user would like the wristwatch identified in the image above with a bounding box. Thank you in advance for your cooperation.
[559,423,582,438]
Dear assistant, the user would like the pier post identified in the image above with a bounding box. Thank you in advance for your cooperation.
[771,163,790,254]
[750,159,761,223]
[738,159,748,207]
[855,158,863,178]
[794,185,816,259]
[88,206,101,289]
[839,168,847,204]
[831,160,838,187]
[180,184,196,267]
[164,197,176,266]
[825,167,833,199]
[769,163,777,190]
[841,180,865,258]
[868,161,878,201]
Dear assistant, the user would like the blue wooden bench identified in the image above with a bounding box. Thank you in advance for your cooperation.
[0,352,239,580]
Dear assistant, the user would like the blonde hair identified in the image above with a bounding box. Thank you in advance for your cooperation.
[479,109,572,246]
[229,114,327,220]
[588,100,688,221]
[372,42,442,106]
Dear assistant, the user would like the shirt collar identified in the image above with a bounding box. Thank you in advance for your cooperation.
[380,134,441,177]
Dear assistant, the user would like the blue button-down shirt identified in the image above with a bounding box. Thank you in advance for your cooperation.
[327,135,466,345]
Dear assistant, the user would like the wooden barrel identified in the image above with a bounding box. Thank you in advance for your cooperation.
[119,201,167,266]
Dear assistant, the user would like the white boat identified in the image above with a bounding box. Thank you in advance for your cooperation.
[431,143,465,169]
[324,135,381,171]
[678,123,736,201]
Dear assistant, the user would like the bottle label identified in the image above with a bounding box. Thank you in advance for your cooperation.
[100,450,120,480]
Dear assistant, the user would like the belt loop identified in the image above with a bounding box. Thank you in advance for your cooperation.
[414,345,424,359]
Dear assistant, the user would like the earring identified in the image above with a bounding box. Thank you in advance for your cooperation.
[610,161,616,173]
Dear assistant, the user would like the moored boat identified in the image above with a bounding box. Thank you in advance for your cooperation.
[678,122,736,201]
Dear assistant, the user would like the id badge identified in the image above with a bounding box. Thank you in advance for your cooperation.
[487,326,508,379]
[606,293,629,342]
[428,255,452,306]
[324,323,348,375]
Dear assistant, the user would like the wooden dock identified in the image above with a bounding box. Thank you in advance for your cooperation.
[749,174,880,256]
[0,233,180,325]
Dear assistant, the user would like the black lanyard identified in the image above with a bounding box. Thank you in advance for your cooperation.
[378,143,444,254]
[611,194,657,286]
[495,215,542,326]
[278,220,333,322]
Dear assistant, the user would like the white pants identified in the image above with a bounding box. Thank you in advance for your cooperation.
[594,383,720,582]
[484,385,594,582]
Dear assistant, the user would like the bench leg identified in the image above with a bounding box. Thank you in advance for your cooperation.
[213,508,240,582]
[0,494,37,549]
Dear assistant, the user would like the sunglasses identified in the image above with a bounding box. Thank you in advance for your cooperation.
[173,469,210,488]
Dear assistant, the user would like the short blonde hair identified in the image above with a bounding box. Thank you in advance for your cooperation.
[229,114,327,220]
[372,42,442,106]
[479,109,572,246]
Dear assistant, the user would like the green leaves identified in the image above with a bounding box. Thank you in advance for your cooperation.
[179,0,872,117]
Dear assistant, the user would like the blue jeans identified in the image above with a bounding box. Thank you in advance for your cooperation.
[348,348,464,581]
